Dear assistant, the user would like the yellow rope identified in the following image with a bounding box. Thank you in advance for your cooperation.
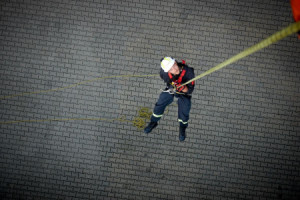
[0,117,127,125]
[179,21,300,87]
[2,23,299,99]
[1,22,299,125]
[0,74,158,100]
[132,107,152,130]
[0,108,150,128]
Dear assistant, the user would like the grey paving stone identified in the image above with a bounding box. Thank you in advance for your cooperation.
[0,0,300,199]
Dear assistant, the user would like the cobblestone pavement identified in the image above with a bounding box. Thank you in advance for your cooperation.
[1,0,300,199]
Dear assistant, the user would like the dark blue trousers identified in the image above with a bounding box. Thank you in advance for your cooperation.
[150,92,191,128]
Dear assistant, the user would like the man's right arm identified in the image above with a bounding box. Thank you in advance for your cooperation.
[160,69,172,87]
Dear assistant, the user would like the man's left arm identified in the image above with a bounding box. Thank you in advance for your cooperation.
[185,68,195,95]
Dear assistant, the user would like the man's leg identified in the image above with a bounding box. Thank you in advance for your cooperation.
[144,92,174,133]
[177,95,191,141]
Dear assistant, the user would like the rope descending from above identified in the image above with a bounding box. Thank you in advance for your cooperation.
[178,21,300,88]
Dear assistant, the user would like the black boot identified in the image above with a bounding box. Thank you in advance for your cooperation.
[144,122,158,134]
[179,126,187,141]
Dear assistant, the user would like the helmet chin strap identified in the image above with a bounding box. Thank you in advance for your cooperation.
[171,66,183,76]
[176,66,183,76]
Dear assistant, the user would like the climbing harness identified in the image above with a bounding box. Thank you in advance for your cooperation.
[161,87,176,95]
[168,68,186,84]
[160,87,190,96]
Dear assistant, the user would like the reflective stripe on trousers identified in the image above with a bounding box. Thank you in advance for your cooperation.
[151,92,191,127]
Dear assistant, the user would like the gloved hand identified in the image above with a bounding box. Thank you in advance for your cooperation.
[175,83,187,93]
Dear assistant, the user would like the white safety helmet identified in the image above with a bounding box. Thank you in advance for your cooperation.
[161,57,175,72]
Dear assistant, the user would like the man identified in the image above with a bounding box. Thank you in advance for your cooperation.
[144,57,195,141]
